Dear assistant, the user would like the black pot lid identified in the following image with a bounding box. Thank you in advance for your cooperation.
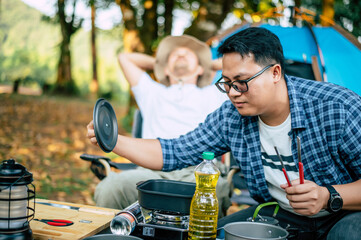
[93,98,118,153]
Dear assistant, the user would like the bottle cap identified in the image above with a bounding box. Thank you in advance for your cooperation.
[202,152,214,160]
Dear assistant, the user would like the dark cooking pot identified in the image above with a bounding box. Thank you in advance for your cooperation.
[84,234,143,240]
[136,179,196,214]
[224,222,288,240]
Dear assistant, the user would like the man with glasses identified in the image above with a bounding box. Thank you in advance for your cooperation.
[87,27,361,239]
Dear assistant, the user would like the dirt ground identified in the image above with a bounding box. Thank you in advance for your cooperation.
[0,93,130,206]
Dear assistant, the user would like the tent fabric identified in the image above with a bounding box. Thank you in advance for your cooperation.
[313,27,361,94]
[262,25,319,65]
[211,24,361,96]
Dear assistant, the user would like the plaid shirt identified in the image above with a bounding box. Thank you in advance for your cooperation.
[159,75,361,203]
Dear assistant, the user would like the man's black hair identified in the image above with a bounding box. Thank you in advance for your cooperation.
[217,27,285,75]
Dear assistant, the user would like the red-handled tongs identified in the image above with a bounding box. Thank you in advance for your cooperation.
[274,147,292,187]
[297,136,304,184]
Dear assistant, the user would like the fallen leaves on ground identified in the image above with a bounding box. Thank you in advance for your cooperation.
[0,93,130,206]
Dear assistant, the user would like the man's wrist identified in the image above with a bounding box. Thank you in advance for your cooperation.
[325,185,343,213]
[322,186,330,209]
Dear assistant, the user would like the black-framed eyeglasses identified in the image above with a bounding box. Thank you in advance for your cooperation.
[215,64,275,93]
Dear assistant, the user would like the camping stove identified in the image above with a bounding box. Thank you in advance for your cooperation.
[132,207,189,240]
[132,179,196,239]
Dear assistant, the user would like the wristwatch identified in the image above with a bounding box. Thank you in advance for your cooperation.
[325,185,343,213]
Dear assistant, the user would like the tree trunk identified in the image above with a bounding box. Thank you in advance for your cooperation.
[139,1,158,54]
[57,36,72,92]
[116,0,144,53]
[55,0,77,94]
[321,0,334,26]
[164,0,174,36]
[90,2,98,94]
[13,79,20,93]
[291,0,302,25]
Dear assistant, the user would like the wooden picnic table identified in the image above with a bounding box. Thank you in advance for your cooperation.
[30,199,120,240]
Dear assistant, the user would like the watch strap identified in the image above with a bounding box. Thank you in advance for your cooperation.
[325,185,338,196]
[325,185,342,213]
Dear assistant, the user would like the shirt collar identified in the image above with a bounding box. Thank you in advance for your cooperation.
[285,75,307,130]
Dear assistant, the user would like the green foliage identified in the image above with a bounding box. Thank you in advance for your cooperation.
[334,0,361,37]
[0,0,59,87]
[0,0,130,105]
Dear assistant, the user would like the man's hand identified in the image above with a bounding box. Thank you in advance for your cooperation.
[281,179,329,216]
[86,120,98,146]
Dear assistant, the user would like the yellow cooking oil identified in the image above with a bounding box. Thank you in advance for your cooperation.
[188,152,220,240]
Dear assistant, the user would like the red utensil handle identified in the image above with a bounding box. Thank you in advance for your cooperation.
[299,162,304,184]
[47,221,68,226]
[52,219,73,223]
[282,168,292,187]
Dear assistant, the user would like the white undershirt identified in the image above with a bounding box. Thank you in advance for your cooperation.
[132,73,228,139]
[258,115,329,217]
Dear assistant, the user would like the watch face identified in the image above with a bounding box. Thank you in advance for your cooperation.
[331,196,343,211]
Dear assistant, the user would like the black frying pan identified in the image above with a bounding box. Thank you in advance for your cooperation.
[137,179,196,214]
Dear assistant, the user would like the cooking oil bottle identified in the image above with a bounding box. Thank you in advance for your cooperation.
[188,152,220,240]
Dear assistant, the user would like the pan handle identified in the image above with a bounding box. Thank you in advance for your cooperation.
[80,153,111,162]
[216,227,225,239]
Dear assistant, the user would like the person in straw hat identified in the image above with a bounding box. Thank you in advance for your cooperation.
[93,35,230,216]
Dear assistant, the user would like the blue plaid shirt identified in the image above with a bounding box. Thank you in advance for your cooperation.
[159,75,361,203]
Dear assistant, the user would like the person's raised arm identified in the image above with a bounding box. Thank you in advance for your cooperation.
[87,120,163,170]
[117,53,156,87]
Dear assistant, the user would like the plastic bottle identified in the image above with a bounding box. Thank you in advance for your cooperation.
[188,152,220,240]
[110,201,143,235]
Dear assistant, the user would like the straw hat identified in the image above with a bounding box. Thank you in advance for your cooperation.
[154,35,212,88]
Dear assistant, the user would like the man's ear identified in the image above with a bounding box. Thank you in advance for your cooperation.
[272,65,282,83]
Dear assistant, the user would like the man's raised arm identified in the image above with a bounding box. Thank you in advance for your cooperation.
[87,120,163,170]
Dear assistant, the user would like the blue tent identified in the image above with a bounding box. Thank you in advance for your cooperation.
[210,23,361,96]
